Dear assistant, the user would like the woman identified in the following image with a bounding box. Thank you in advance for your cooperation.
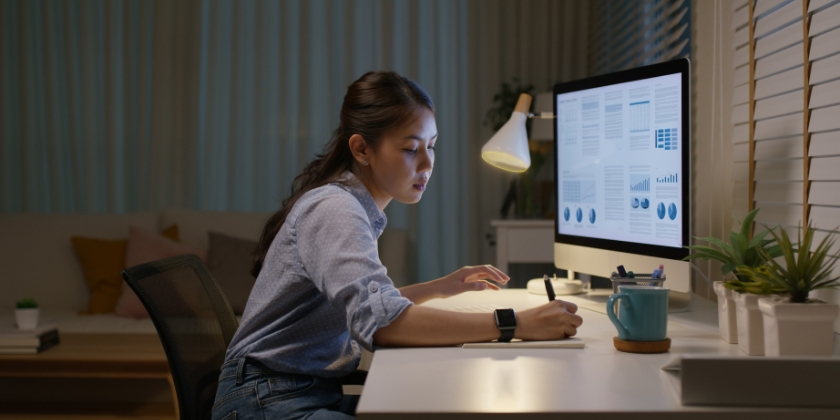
[212,71,583,419]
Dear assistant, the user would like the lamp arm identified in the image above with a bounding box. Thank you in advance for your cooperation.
[527,112,555,119]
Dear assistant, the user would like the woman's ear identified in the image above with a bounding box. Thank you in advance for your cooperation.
[348,134,370,165]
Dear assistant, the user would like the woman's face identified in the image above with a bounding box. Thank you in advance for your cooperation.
[365,108,437,210]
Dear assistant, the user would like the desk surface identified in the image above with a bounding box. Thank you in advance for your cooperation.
[357,290,840,419]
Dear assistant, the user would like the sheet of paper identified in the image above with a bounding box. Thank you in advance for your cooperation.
[462,337,584,349]
[449,304,504,313]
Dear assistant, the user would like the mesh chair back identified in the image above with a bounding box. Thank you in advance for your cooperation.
[122,254,240,420]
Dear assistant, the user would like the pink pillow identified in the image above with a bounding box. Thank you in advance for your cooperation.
[114,226,207,318]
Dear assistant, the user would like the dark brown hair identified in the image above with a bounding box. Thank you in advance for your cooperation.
[251,71,435,277]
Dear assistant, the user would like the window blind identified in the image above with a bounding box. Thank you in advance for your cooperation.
[730,0,840,331]
[808,0,840,272]
[590,0,691,75]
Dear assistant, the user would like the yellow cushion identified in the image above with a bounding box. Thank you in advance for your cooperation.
[71,225,179,314]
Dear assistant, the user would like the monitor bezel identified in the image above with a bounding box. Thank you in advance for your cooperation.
[553,58,690,261]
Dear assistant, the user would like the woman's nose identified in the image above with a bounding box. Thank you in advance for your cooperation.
[419,148,434,171]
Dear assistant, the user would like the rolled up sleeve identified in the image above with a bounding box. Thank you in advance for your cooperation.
[293,192,413,351]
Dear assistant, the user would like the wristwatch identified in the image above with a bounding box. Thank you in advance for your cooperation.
[494,308,517,342]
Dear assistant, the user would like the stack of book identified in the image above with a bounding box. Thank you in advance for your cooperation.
[0,324,60,354]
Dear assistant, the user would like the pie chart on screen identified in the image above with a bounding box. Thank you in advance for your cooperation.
[668,203,678,220]
[657,203,666,219]
[564,207,570,221]
[576,208,583,223]
[589,209,596,224]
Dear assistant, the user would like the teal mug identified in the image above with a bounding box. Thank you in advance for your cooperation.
[606,286,669,342]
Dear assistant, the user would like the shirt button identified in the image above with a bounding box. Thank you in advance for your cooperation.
[369,283,379,293]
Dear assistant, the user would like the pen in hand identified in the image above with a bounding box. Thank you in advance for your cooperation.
[543,274,556,301]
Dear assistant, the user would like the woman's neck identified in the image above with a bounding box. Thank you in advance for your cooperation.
[351,169,391,212]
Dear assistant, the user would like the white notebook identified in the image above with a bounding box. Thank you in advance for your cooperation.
[462,338,584,349]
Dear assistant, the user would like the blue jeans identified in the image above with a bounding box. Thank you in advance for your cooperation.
[212,358,359,420]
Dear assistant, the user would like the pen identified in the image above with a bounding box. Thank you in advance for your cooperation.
[617,265,627,277]
[652,264,664,279]
[543,274,556,301]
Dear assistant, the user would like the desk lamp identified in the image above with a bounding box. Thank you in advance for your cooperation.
[481,92,582,294]
[481,93,557,172]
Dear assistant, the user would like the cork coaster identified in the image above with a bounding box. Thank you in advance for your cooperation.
[613,337,671,353]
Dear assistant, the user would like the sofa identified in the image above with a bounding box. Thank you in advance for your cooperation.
[0,209,274,332]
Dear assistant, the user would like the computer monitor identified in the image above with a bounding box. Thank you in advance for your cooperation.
[553,59,691,309]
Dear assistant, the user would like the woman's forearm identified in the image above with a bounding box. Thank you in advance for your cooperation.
[398,281,444,305]
[373,300,584,347]
[373,305,498,346]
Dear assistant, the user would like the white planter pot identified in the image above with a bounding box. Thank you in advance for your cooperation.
[713,281,738,343]
[733,291,765,356]
[758,296,839,357]
[14,308,39,330]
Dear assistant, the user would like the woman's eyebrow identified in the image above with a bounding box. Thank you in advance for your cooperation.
[403,134,438,141]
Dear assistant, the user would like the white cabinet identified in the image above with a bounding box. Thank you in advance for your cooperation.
[490,219,555,273]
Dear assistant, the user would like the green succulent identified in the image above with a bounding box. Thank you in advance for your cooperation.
[736,223,840,303]
[16,298,38,309]
[683,208,784,294]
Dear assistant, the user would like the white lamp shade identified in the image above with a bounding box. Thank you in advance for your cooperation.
[481,111,531,172]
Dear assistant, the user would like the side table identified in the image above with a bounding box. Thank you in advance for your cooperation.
[490,219,555,274]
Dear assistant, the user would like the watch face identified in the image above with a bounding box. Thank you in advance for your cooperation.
[495,309,517,328]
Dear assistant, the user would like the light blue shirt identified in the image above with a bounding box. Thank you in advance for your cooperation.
[224,172,413,377]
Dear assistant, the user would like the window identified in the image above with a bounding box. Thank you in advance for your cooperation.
[590,0,692,75]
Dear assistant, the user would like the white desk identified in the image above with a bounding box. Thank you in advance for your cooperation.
[356,290,840,419]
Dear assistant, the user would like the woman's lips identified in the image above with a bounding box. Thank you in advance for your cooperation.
[413,183,426,191]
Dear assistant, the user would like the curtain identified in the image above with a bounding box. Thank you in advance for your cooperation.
[0,0,589,284]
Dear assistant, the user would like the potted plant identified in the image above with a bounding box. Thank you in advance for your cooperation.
[15,298,39,330]
[684,208,783,348]
[736,223,840,356]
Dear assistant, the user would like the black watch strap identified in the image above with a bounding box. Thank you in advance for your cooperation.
[494,308,517,342]
[498,327,515,342]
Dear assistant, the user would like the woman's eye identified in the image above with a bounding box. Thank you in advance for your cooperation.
[428,146,436,152]
[404,149,417,155]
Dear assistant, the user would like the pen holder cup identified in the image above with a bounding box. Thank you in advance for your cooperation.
[609,273,666,294]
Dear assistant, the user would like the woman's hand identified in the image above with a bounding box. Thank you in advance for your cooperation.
[432,265,510,299]
[398,265,509,305]
[515,300,583,340]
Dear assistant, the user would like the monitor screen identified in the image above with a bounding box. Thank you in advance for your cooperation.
[554,59,689,261]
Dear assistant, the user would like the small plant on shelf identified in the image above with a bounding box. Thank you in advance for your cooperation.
[16,298,38,309]
[683,208,785,294]
[736,223,840,303]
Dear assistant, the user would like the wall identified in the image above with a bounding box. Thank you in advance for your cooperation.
[689,0,736,300]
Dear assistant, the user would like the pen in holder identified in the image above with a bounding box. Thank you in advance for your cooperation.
[609,272,666,294]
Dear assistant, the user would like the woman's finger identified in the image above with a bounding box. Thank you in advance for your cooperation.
[466,281,489,291]
[559,300,578,314]
[460,266,503,283]
[481,280,500,290]
[484,264,511,282]
[470,265,508,283]
[567,313,583,328]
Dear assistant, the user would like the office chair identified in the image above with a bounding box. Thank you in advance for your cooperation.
[122,254,368,420]
[122,254,238,420]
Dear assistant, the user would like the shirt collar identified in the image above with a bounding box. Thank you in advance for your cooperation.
[335,171,388,236]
